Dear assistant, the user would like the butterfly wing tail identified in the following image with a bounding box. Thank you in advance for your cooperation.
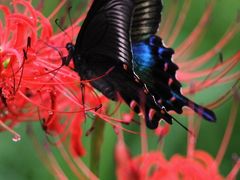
[187,99,216,122]
[173,93,216,122]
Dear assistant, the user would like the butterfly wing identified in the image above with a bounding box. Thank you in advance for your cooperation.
[72,0,134,101]
[133,35,216,122]
[131,0,163,42]
[72,0,175,128]
[74,0,133,66]
[130,0,216,122]
[100,65,173,129]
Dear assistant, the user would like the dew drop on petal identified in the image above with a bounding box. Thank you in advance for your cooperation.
[48,111,53,115]
[12,135,21,142]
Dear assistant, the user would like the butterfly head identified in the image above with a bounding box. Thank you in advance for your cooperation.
[65,42,84,73]
[66,42,75,55]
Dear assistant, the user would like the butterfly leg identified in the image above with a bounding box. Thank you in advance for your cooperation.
[80,82,85,106]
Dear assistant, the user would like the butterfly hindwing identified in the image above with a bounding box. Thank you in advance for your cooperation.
[132,35,216,122]
[100,66,173,128]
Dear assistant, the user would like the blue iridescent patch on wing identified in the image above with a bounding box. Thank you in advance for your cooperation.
[132,42,155,70]
[132,36,216,122]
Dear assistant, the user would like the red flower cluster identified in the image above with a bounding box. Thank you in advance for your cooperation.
[115,136,223,180]
[0,0,110,156]
[117,151,223,179]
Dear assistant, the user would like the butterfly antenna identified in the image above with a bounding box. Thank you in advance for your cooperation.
[34,42,68,91]
[37,40,69,75]
[80,82,85,106]
[55,18,72,42]
[67,5,74,41]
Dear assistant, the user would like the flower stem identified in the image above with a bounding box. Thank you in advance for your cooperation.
[90,117,106,176]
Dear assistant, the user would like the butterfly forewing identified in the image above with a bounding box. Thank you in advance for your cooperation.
[131,0,163,42]
[74,0,134,66]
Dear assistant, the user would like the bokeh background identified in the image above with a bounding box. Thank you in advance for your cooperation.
[0,0,239,179]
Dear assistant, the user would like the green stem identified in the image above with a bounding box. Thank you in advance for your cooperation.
[90,117,105,177]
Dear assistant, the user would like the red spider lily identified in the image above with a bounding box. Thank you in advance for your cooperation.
[116,148,223,180]
[0,0,135,160]
[116,101,240,180]
[0,0,112,157]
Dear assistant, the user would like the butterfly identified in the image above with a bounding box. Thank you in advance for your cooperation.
[65,0,216,129]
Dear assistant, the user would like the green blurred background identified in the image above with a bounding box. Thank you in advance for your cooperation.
[0,0,239,179]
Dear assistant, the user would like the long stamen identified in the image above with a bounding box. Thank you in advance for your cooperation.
[175,0,216,58]
[58,143,98,180]
[140,115,148,154]
[216,91,239,166]
[167,0,191,46]
[180,24,238,69]
[187,112,195,158]
[27,126,68,179]
[227,159,240,179]
[159,0,179,38]
[207,81,238,109]
[47,0,67,20]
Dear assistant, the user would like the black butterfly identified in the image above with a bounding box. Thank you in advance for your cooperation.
[65,0,216,129]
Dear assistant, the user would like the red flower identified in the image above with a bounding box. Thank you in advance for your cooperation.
[0,0,103,156]
[115,90,240,179]
[116,136,224,180]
